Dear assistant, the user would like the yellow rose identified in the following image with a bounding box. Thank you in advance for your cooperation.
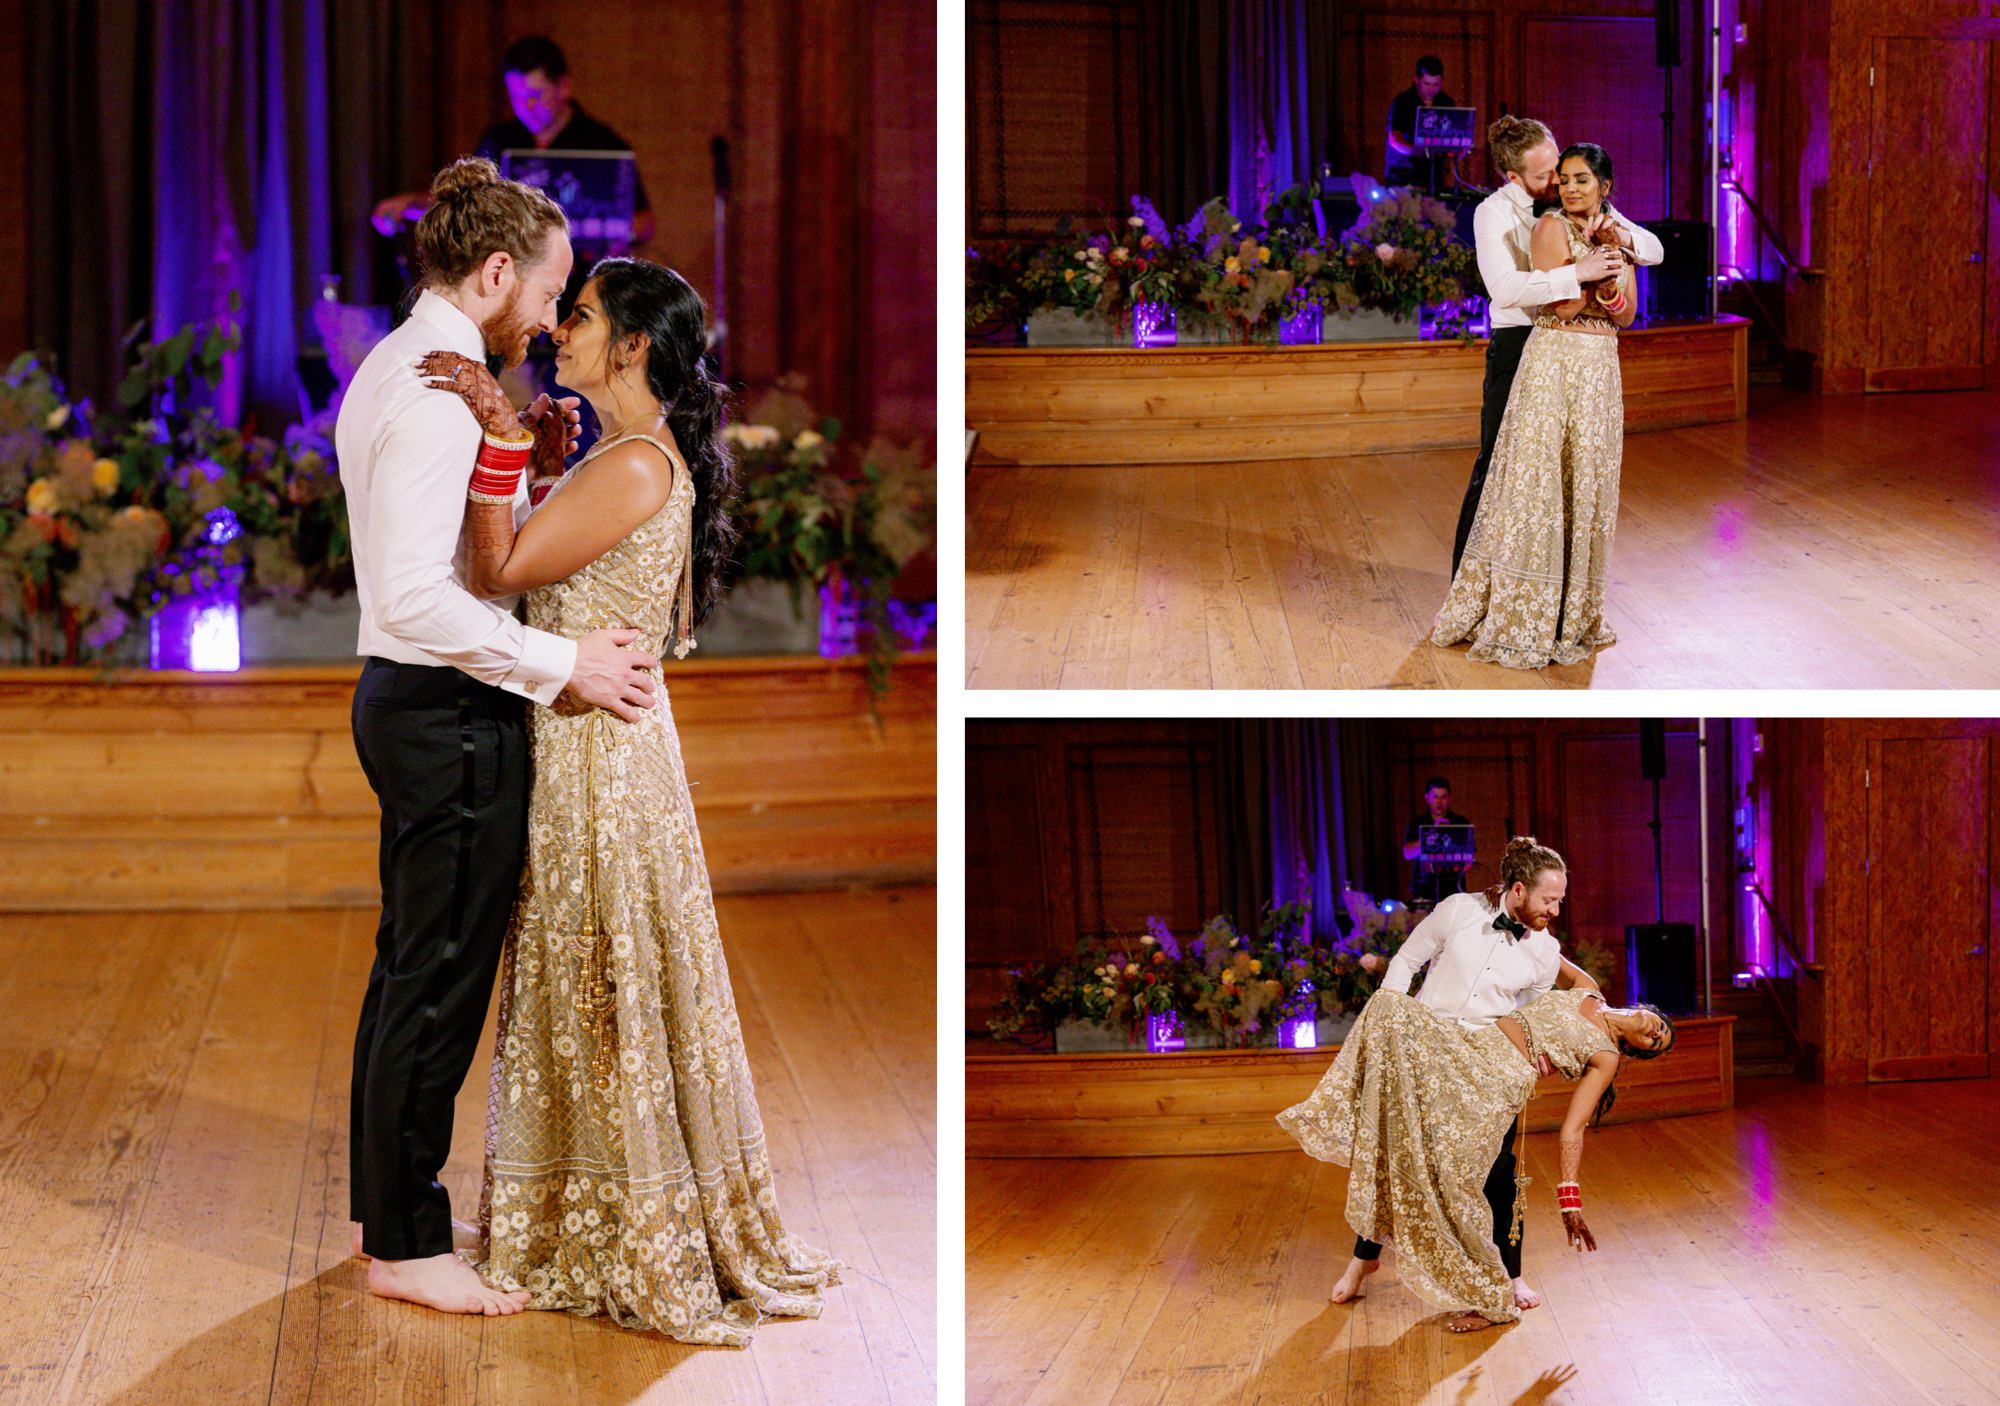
[26,478,56,513]
[1250,959,1262,974]
[92,458,120,494]
[1256,245,1272,263]
[1221,969,1236,985]
[1224,256,1241,274]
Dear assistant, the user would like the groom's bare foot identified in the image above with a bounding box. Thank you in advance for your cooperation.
[1446,1311,1500,1333]
[1330,1256,1380,1303]
[352,1219,481,1260]
[1512,1277,1543,1310]
[366,1253,529,1316]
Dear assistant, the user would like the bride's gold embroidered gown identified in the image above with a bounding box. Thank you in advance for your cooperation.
[1277,985,1614,1324]
[477,433,840,1347]
[1433,213,1626,668]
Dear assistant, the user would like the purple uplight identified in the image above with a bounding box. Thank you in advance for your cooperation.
[1280,1015,1318,1049]
[1132,301,1176,348]
[1145,1012,1186,1052]
[1278,307,1320,345]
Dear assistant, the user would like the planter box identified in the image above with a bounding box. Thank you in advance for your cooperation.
[1024,308,1129,347]
[1319,307,1419,342]
[241,590,361,665]
[1053,1018,1222,1052]
[697,576,821,655]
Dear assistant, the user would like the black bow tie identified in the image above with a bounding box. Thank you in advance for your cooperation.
[1494,910,1527,941]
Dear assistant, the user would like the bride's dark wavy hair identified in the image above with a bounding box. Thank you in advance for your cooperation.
[1589,1001,1677,1127]
[583,257,737,628]
[1558,142,1616,210]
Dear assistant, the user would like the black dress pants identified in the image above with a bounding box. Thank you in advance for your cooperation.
[1352,1113,1524,1280]
[1450,325,1534,574]
[347,657,529,1260]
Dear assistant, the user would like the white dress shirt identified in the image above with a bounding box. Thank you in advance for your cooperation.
[1475,181,1665,329]
[1380,891,1561,1030]
[336,290,575,706]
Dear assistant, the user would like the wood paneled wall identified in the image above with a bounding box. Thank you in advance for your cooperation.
[967,720,1224,1027]
[1728,0,1999,390]
[1753,717,2000,1084]
[967,0,1712,235]
[0,657,935,912]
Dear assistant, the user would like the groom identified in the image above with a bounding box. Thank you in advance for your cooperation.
[1453,117,1665,572]
[336,158,659,1316]
[1329,848,1600,1313]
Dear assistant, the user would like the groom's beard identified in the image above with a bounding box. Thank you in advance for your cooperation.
[481,286,540,373]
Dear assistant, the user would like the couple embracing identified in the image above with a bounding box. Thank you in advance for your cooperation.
[1430,116,1666,670]
[337,158,838,1344]
[1278,839,1675,1332]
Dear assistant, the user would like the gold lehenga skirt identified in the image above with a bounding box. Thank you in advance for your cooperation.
[476,705,840,1347]
[1277,990,1536,1324]
[1432,323,1624,669]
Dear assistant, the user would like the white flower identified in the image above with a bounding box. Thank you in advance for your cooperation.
[723,422,782,451]
[1375,242,1397,262]
[1124,963,1139,976]
[1128,215,1145,227]
[44,405,70,430]
[795,429,825,450]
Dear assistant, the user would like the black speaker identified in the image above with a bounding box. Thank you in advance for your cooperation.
[1655,0,1681,68]
[1640,719,1667,780]
[1639,220,1711,321]
[1625,922,1697,1013]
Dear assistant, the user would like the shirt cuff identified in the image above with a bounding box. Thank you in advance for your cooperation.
[1551,266,1582,302]
[503,628,578,708]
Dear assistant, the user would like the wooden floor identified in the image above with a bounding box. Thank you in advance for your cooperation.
[965,383,2000,689]
[967,1073,2000,1406]
[0,887,935,1406]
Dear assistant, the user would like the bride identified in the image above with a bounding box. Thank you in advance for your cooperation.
[1277,968,1673,1332]
[416,256,840,1346]
[1431,143,1638,669]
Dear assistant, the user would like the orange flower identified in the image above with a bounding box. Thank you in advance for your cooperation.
[27,511,60,543]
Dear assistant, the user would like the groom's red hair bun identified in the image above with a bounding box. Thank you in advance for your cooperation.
[414,157,569,290]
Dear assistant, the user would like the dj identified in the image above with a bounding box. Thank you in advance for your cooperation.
[1384,55,1457,191]
[372,36,655,253]
[1402,775,1472,904]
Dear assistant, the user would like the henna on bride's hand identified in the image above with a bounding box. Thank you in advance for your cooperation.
[416,351,518,438]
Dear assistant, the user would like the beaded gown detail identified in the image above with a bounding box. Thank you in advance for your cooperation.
[1276,985,1614,1323]
[1433,214,1625,669]
[476,433,840,1346]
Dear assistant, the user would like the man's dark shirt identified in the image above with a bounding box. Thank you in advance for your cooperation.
[1384,85,1457,188]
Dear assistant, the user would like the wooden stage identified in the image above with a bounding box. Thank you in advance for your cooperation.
[0,887,936,1406]
[0,655,935,910]
[967,1072,2000,1406]
[967,1013,1733,1158]
[967,318,1748,468]
[966,383,2000,689]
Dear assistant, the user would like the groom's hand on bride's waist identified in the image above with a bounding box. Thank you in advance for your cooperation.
[567,627,661,722]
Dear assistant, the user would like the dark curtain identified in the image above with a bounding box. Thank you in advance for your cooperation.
[1216,719,1351,945]
[1142,0,1340,226]
[31,0,458,425]
[28,0,153,418]
[1337,720,1398,902]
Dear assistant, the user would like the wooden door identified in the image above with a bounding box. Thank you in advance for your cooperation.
[1864,737,1991,1080]
[1865,38,1991,392]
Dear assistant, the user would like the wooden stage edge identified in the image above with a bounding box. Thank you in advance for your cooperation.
[967,316,1748,468]
[966,1014,1734,1157]
[0,655,936,912]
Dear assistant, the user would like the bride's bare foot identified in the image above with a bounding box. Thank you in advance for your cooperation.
[1330,1256,1380,1303]
[1446,1311,1499,1334]
[366,1252,529,1316]
[1512,1277,1543,1310]
[352,1219,482,1260]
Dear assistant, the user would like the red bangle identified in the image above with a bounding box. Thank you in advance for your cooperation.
[470,432,532,500]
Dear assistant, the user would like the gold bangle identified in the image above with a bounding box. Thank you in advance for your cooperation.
[467,488,516,505]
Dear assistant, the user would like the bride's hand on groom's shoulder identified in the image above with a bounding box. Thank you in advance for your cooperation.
[415,351,517,439]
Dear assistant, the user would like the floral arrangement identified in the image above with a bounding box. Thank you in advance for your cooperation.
[725,377,937,700]
[988,892,1429,1049]
[988,885,1616,1050]
[967,184,1484,344]
[0,304,352,665]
